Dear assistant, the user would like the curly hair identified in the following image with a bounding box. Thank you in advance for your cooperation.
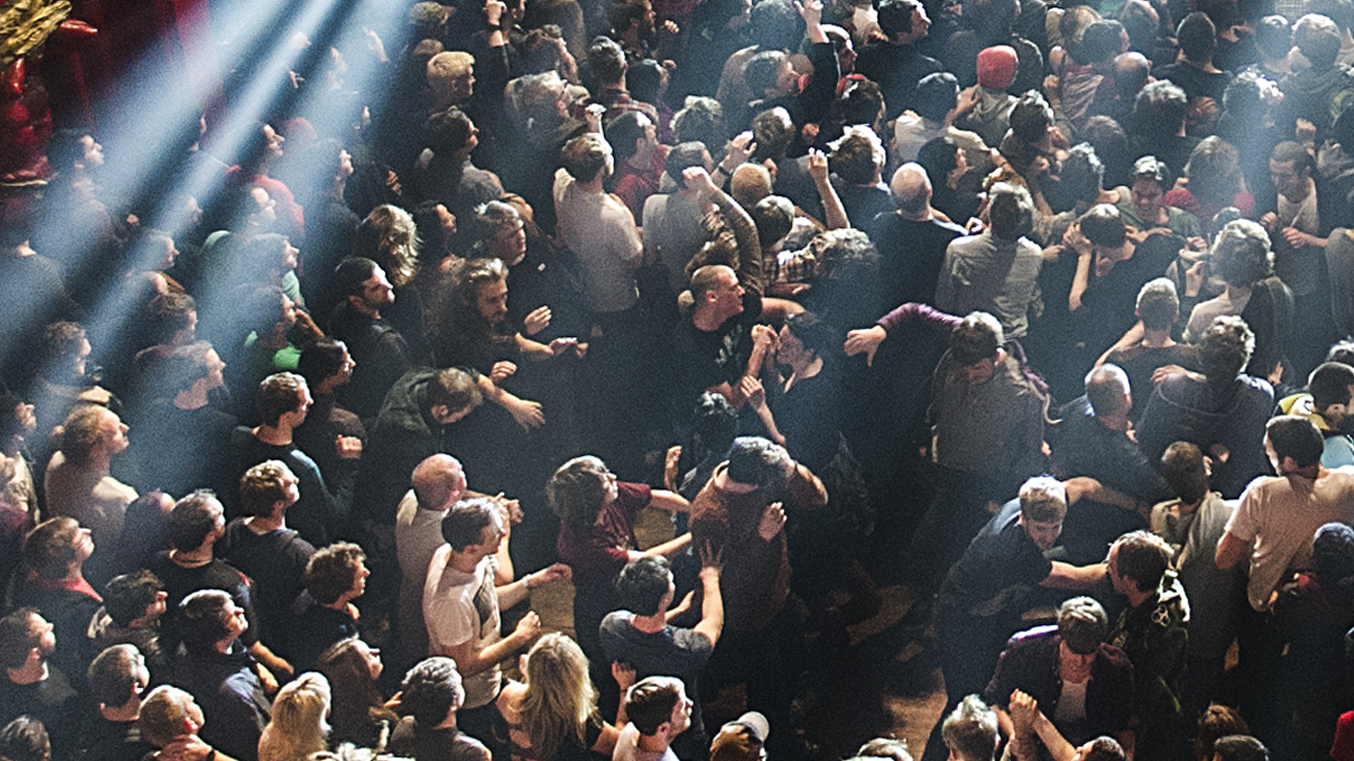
[355,205,420,288]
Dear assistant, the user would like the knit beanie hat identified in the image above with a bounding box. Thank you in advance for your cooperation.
[977,46,1019,90]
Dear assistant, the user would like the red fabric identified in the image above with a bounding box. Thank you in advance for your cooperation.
[555,481,652,585]
[30,574,103,603]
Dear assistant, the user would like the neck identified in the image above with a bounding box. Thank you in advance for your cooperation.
[171,546,213,566]
[691,306,726,332]
[629,610,667,633]
[898,206,934,222]
[434,712,459,730]
[247,512,285,533]
[321,597,353,612]
[6,661,47,685]
[1141,328,1175,348]
[637,734,671,754]
[790,353,823,379]
[100,699,141,722]
[1224,283,1252,301]
[350,298,381,319]
[1283,178,1312,204]
[175,385,211,411]
[447,549,482,574]
[86,451,113,474]
[213,638,234,655]
[577,175,606,193]
[253,423,292,446]
[1125,585,1153,608]
[1095,412,1130,432]
[1286,464,1322,480]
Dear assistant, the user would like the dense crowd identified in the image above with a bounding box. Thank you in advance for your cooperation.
[5,0,1354,759]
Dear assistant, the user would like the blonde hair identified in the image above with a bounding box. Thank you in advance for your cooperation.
[427,51,474,87]
[520,633,597,760]
[259,673,332,761]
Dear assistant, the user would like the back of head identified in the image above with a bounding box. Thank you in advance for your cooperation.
[1312,521,1354,583]
[1210,219,1272,288]
[915,139,958,195]
[1256,15,1294,58]
[673,98,726,149]
[1008,92,1053,144]
[1019,476,1068,523]
[139,685,198,747]
[941,695,998,761]
[913,72,960,122]
[296,339,348,390]
[1185,136,1243,205]
[1310,362,1354,411]
[441,498,498,551]
[750,195,794,247]
[1295,13,1341,67]
[546,455,611,530]
[732,165,776,209]
[751,108,795,161]
[625,676,682,736]
[1198,316,1254,382]
[987,182,1034,242]
[1057,596,1108,654]
[1213,735,1269,761]
[977,46,1019,91]
[857,738,913,761]
[949,312,1004,366]
[605,112,648,164]
[428,367,483,416]
[1177,12,1218,61]
[745,51,790,98]
[1266,414,1325,468]
[561,133,611,182]
[1134,81,1188,136]
[1079,203,1126,248]
[1161,441,1209,504]
[0,716,49,761]
[1081,738,1127,761]
[615,555,672,615]
[179,589,232,655]
[400,657,464,726]
[586,36,627,85]
[890,163,933,216]
[877,0,923,39]
[725,436,791,489]
[1110,530,1173,592]
[1195,704,1250,761]
[1085,364,1131,417]
[23,516,80,580]
[87,643,144,708]
[103,569,164,628]
[666,141,710,187]
[305,542,366,605]
[1082,20,1125,63]
[750,0,804,51]
[829,126,886,185]
[58,404,109,469]
[1136,278,1180,331]
[257,372,306,427]
[1062,144,1106,202]
[168,491,223,552]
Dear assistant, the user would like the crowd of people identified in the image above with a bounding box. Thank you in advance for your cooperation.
[7,0,1354,758]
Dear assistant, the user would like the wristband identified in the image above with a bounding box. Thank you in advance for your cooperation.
[486,22,503,30]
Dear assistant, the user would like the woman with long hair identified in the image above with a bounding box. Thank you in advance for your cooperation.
[496,633,627,761]
[352,204,430,363]
[259,672,332,761]
[316,638,399,749]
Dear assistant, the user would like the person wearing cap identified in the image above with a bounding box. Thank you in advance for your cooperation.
[955,46,1019,150]
[1114,156,1204,244]
[983,597,1135,757]
[613,677,693,761]
[709,712,769,761]
[1277,360,1354,468]
[689,436,824,758]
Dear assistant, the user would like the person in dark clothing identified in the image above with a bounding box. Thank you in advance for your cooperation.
[171,590,271,761]
[1278,13,1354,141]
[1152,13,1233,103]
[290,542,368,671]
[79,644,154,761]
[0,610,80,761]
[1105,278,1202,424]
[388,657,491,761]
[855,0,944,120]
[864,163,966,311]
[88,570,172,688]
[293,339,366,510]
[10,517,102,695]
[329,258,413,422]
[216,461,316,656]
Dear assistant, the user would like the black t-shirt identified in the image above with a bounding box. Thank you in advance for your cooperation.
[0,668,80,761]
[389,718,491,761]
[864,212,966,310]
[671,291,762,414]
[216,519,315,650]
[229,428,339,547]
[1106,343,1201,422]
[145,552,260,653]
[79,715,154,761]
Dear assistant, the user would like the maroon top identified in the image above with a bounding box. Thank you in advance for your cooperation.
[556,481,652,587]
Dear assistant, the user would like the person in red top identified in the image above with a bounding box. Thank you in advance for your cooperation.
[605,111,670,221]
[546,455,690,673]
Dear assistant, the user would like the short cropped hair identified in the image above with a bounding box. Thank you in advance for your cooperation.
[257,372,307,427]
[914,72,960,123]
[744,51,789,97]
[941,695,998,761]
[1309,362,1354,411]
[626,677,683,736]
[59,404,112,468]
[1213,735,1269,761]
[88,643,144,707]
[725,436,791,490]
[0,610,42,670]
[615,556,672,616]
[140,686,200,747]
[179,589,234,655]
[442,498,500,552]
[1295,13,1341,67]
[0,716,49,761]
[1161,441,1209,505]
[239,460,294,518]
[1057,596,1108,655]
[1211,219,1273,287]
[561,133,611,182]
[1266,414,1325,468]
[1111,530,1173,592]
[1079,204,1126,248]
[1177,13,1218,61]
[829,126,886,185]
[987,183,1034,242]
[306,543,366,605]
[426,51,474,88]
[427,367,483,414]
[1019,476,1068,524]
[1136,278,1180,331]
[1085,364,1131,417]
[103,570,164,627]
[23,517,80,580]
[400,657,465,726]
[168,491,223,552]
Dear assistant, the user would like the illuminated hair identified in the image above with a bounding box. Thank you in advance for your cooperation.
[520,633,598,761]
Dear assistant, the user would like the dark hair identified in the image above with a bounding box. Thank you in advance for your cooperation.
[1161,441,1210,504]
[1266,414,1325,467]
[1136,278,1180,331]
[1062,144,1106,202]
[1199,316,1254,382]
[1057,596,1108,654]
[1195,704,1250,761]
[1009,91,1053,144]
[586,36,627,84]
[0,609,43,670]
[1177,12,1218,61]
[146,292,197,344]
[1255,15,1294,58]
[605,111,650,161]
[1213,735,1269,761]
[693,392,739,452]
[625,677,682,735]
[1134,81,1188,135]
[441,498,499,551]
[1184,137,1243,205]
[614,556,672,616]
[829,127,885,185]
[168,491,223,551]
[521,27,567,74]
[1082,20,1124,62]
[913,72,959,122]
[23,517,80,580]
[877,0,924,38]
[400,657,464,726]
[1111,530,1172,592]
[987,182,1035,241]
[1309,362,1354,411]
[917,137,961,183]
[666,141,710,186]
[673,98,725,151]
[561,133,610,182]
[0,717,49,761]
[725,436,791,489]
[751,0,806,50]
[751,196,795,248]
[1312,522,1354,584]
[334,257,381,299]
[87,643,144,707]
[179,589,234,654]
[545,456,612,530]
[628,59,664,104]
[305,542,366,605]
[103,570,164,627]
[297,338,349,388]
[257,372,307,427]
[949,312,1003,365]
[1079,204,1126,248]
[1080,738,1126,761]
[159,342,216,397]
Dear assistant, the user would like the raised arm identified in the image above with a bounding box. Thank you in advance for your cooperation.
[807,149,850,230]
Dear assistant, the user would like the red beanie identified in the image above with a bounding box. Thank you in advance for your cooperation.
[977,46,1018,90]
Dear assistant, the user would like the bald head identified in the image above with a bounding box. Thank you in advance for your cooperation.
[412,454,467,511]
[890,163,932,218]
[1085,364,1131,418]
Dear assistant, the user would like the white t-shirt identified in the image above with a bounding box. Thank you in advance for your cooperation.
[554,168,643,313]
[1225,469,1354,610]
[396,491,450,661]
[423,547,502,708]
[613,724,678,761]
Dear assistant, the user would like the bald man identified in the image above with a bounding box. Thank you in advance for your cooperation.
[395,454,522,666]
[864,163,965,309]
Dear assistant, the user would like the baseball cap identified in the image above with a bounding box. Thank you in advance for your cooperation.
[710,712,770,761]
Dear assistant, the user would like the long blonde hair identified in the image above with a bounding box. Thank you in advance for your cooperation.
[519,633,597,760]
[260,672,332,761]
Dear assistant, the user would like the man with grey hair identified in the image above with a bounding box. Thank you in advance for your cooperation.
[934,183,1043,338]
[864,163,965,309]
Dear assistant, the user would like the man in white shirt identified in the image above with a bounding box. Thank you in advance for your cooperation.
[613,677,693,761]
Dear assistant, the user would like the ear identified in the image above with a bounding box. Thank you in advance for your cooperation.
[431,404,449,420]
